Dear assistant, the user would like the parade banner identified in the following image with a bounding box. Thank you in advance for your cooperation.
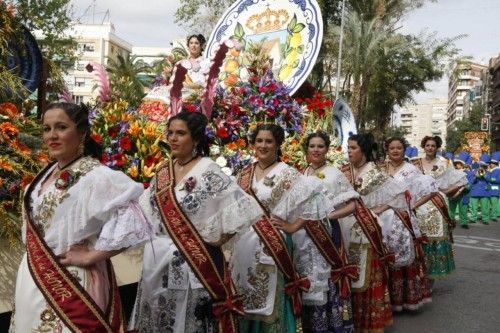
[238,163,310,316]
[155,161,243,333]
[24,163,123,333]
[464,131,489,162]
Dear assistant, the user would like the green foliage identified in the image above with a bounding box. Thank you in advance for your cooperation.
[175,0,234,32]
[361,33,460,133]
[106,54,152,108]
[446,103,487,153]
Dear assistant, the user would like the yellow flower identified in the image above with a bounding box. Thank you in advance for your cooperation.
[128,122,142,137]
[143,123,159,140]
[143,164,156,178]
[127,165,139,178]
[315,172,325,179]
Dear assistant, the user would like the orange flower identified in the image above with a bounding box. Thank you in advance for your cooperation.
[236,138,247,147]
[0,102,19,118]
[0,122,19,137]
[21,174,34,189]
[128,122,142,137]
[224,74,238,87]
[37,152,49,163]
[11,140,32,155]
[0,177,3,187]
[226,142,237,150]
[281,155,290,163]
[0,159,13,172]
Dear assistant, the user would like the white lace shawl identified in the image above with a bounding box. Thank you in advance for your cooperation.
[255,162,333,223]
[419,156,468,190]
[393,162,438,207]
[141,158,262,244]
[357,162,407,210]
[25,158,153,255]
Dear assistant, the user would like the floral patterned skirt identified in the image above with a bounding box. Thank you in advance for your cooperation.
[302,279,354,333]
[352,255,393,333]
[388,255,432,312]
[422,239,455,279]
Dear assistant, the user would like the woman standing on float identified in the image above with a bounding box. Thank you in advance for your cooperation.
[231,124,333,333]
[11,103,152,332]
[129,111,263,332]
[339,133,405,333]
[298,131,359,333]
[381,137,437,311]
[412,136,467,281]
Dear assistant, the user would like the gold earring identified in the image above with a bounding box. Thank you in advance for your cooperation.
[78,140,85,156]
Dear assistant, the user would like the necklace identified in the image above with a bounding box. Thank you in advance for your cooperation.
[176,155,198,168]
[307,163,326,176]
[257,160,277,171]
[388,160,404,175]
[352,161,368,179]
[56,154,83,171]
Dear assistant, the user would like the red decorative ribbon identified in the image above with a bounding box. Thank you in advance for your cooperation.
[24,162,123,333]
[330,264,359,299]
[238,163,309,316]
[155,161,240,333]
[285,275,311,315]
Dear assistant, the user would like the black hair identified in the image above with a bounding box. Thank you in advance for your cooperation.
[348,133,378,162]
[420,135,442,149]
[250,123,285,157]
[43,102,102,158]
[167,111,210,156]
[186,34,206,50]
[304,131,331,151]
[384,137,409,151]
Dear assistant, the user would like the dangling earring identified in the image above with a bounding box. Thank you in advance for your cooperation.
[192,145,198,157]
[78,139,85,156]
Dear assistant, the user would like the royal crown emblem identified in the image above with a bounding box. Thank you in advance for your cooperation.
[246,8,290,34]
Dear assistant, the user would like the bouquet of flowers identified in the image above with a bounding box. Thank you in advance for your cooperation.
[89,99,168,186]
[0,102,47,245]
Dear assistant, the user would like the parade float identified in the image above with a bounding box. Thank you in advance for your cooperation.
[1,0,357,318]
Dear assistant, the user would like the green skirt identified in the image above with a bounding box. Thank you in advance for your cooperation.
[422,238,455,279]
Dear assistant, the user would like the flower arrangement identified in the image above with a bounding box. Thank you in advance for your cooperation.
[89,99,168,186]
[0,102,46,246]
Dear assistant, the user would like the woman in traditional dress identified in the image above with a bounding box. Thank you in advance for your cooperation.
[142,34,209,109]
[298,131,359,333]
[231,124,333,333]
[412,136,467,281]
[10,102,152,332]
[339,133,406,333]
[129,111,263,332]
[381,137,438,311]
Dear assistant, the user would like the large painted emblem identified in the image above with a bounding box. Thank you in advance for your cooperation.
[206,0,323,95]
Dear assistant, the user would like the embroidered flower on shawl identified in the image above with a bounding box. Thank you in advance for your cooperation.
[356,168,388,195]
[55,170,81,190]
[263,174,276,187]
[315,172,325,179]
[180,176,196,193]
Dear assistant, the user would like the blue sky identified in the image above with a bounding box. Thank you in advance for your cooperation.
[73,0,500,101]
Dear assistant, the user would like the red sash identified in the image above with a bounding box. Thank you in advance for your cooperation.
[155,160,243,333]
[300,168,358,299]
[24,163,123,333]
[237,163,310,316]
[341,164,395,266]
[412,158,456,241]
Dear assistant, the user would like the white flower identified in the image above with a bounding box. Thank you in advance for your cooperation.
[216,156,227,167]
[210,145,221,156]
[221,167,233,176]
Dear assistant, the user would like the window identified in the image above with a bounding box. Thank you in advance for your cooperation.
[75,77,85,87]
[74,95,84,104]
[78,43,95,52]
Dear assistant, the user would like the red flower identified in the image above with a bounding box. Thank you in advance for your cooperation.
[108,126,119,138]
[119,137,132,151]
[217,126,230,138]
[144,154,160,167]
[101,153,109,164]
[60,170,71,182]
[91,133,102,143]
[184,103,198,113]
[143,182,151,189]
[112,153,126,167]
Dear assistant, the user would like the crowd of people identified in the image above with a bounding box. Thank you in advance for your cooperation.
[9,95,473,333]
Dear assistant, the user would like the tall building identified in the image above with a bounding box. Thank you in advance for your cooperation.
[400,98,448,150]
[64,23,132,104]
[447,61,487,129]
[489,55,500,150]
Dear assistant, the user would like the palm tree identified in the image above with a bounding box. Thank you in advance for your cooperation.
[106,54,152,107]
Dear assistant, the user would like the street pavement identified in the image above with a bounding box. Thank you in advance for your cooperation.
[388,220,500,333]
